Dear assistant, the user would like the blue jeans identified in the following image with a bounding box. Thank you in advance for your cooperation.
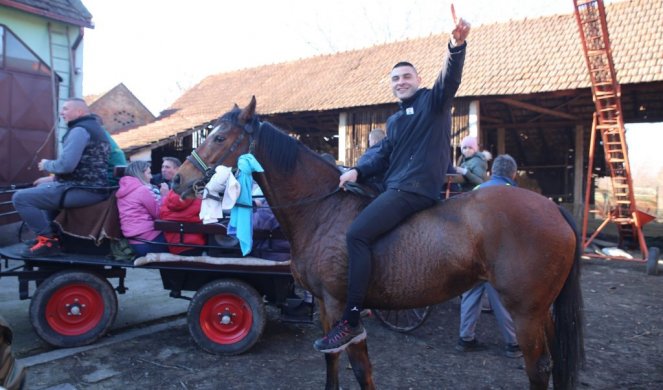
[130,233,168,257]
[459,282,518,345]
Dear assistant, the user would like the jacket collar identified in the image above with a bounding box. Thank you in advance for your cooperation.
[67,115,95,129]
[398,89,423,110]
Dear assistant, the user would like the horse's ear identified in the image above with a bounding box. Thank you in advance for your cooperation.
[232,103,239,110]
[239,96,257,123]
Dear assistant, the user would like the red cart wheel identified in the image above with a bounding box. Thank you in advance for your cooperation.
[188,279,265,355]
[29,271,117,347]
[45,283,105,335]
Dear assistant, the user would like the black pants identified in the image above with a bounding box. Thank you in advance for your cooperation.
[344,189,435,322]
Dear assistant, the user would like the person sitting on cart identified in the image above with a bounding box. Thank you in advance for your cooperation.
[151,156,181,189]
[12,98,111,257]
[160,189,205,256]
[116,161,169,256]
[252,197,290,261]
[90,114,127,186]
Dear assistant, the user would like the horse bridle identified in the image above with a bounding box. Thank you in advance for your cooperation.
[186,119,259,191]
[185,117,341,209]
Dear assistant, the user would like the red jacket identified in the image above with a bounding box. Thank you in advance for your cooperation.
[160,190,205,254]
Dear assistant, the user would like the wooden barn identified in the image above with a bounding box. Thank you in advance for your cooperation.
[113,0,663,214]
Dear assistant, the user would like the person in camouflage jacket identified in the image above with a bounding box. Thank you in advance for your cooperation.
[12,98,110,257]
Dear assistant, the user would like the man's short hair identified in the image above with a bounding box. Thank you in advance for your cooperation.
[65,98,90,113]
[66,97,88,104]
[162,156,182,167]
[392,61,417,73]
[491,154,517,178]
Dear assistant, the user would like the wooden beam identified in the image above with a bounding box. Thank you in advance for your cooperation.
[528,95,583,123]
[480,115,503,123]
[496,98,579,121]
[482,121,580,129]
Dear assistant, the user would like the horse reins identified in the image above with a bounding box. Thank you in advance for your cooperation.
[250,186,342,210]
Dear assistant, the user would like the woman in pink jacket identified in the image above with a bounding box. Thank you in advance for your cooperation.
[116,161,168,256]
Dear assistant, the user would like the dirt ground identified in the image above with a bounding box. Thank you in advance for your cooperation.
[22,254,663,390]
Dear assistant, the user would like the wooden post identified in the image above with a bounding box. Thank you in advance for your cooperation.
[338,112,348,165]
[497,128,505,155]
[469,100,480,138]
[574,124,585,220]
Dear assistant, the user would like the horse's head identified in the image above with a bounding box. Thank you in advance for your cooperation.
[173,97,259,197]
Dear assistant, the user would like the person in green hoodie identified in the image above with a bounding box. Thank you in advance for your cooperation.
[91,114,127,186]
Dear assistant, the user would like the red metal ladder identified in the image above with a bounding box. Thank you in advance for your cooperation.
[573,0,654,260]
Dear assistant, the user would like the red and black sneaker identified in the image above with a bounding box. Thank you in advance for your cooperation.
[21,235,61,258]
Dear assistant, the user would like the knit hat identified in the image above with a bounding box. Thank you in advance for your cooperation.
[460,136,478,150]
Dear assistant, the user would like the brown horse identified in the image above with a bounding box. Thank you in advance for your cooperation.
[173,97,585,390]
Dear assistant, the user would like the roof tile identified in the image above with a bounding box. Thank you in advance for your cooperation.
[115,0,662,150]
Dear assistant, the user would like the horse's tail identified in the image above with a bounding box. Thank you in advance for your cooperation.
[552,206,586,389]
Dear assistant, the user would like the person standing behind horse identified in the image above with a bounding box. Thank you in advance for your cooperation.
[456,154,523,358]
[455,135,491,192]
[313,16,471,353]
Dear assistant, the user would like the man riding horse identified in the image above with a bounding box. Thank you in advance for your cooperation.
[313,15,471,352]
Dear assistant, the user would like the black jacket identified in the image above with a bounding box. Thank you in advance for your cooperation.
[357,42,466,200]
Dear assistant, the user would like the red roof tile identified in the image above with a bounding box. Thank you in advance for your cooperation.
[115,0,662,150]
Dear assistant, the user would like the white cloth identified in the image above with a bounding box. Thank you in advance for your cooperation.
[199,166,240,224]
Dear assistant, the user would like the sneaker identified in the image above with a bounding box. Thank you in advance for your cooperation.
[505,343,523,358]
[21,235,60,257]
[455,338,483,352]
[313,320,367,353]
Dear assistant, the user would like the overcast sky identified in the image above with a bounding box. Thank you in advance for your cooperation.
[82,0,617,115]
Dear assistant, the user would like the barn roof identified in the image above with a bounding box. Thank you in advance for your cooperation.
[0,0,93,28]
[114,0,663,151]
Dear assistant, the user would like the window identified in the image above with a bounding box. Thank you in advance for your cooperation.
[1,25,51,75]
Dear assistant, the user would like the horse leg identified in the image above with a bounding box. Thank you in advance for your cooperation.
[346,340,375,389]
[318,297,342,390]
[513,313,553,390]
[324,352,341,390]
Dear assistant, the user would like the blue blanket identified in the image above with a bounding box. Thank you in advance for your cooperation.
[229,154,264,255]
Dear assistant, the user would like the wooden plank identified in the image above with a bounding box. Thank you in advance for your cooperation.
[496,98,579,120]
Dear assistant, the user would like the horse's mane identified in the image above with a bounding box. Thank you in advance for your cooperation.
[254,121,300,173]
[219,107,338,174]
